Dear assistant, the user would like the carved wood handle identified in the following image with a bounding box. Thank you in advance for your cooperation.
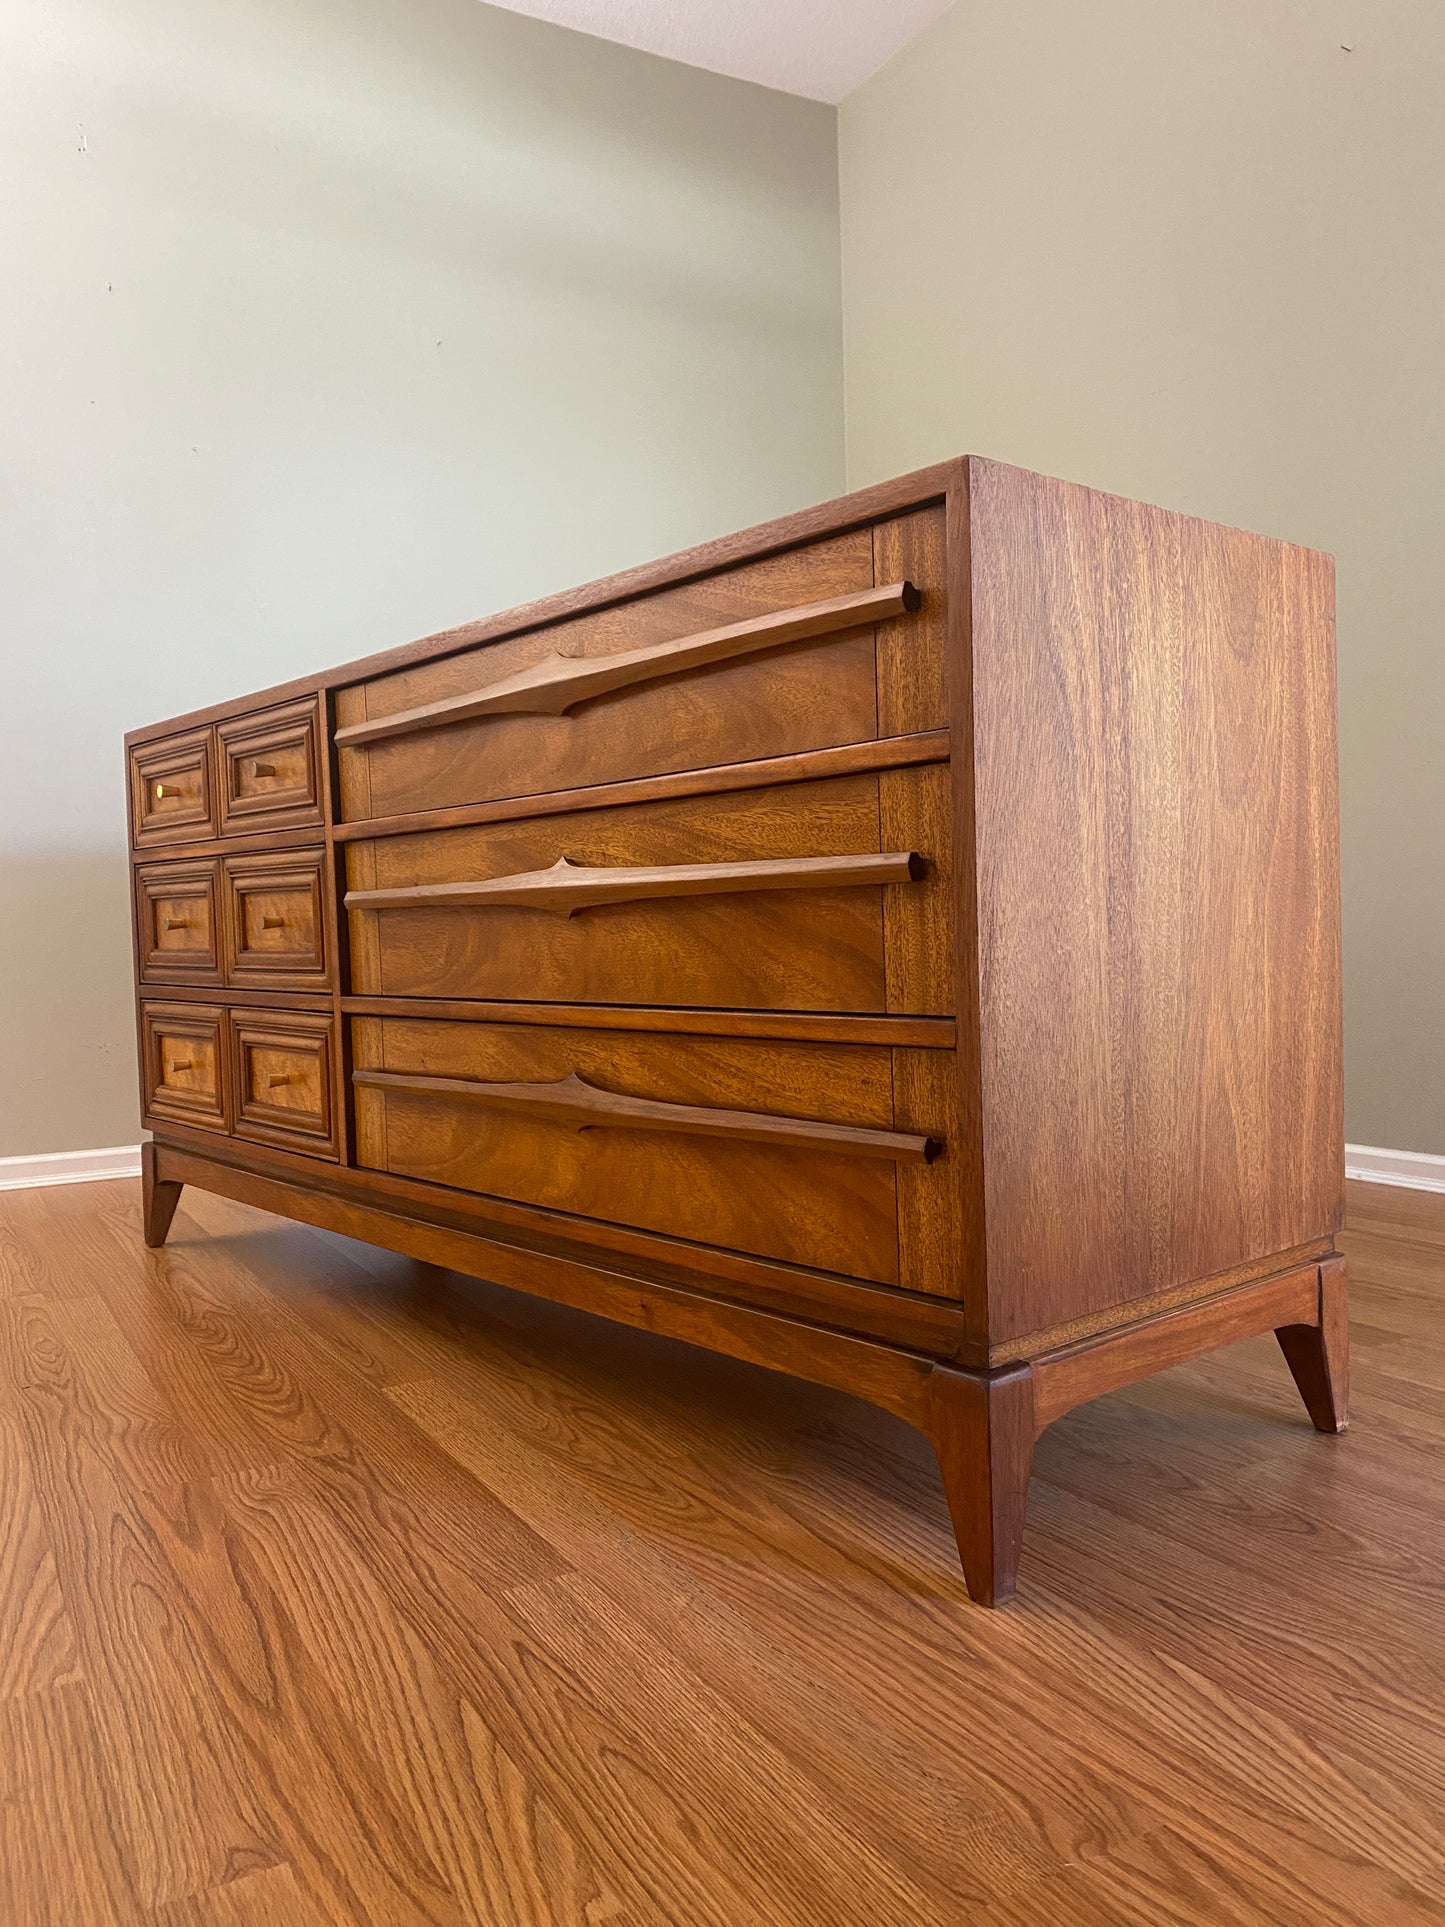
[352,1067,942,1163]
[334,581,921,748]
[345,850,925,917]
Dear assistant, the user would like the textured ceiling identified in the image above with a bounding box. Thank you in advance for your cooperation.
[481,0,955,102]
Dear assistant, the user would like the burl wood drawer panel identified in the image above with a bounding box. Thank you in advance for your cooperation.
[230,1008,338,1159]
[352,1018,959,1293]
[130,728,216,846]
[222,849,330,990]
[334,508,946,822]
[345,766,953,1015]
[141,1002,228,1133]
[135,858,222,984]
[216,699,323,835]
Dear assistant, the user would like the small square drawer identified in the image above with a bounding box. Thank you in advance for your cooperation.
[230,1009,338,1159]
[130,729,216,846]
[217,699,323,835]
[223,849,329,989]
[136,859,222,984]
[141,1002,228,1133]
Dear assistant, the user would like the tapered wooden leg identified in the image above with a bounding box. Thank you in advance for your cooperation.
[925,1363,1035,1606]
[1275,1254,1349,1433]
[141,1141,183,1249]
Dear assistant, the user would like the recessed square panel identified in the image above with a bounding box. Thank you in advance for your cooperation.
[217,700,323,835]
[223,849,329,990]
[230,1008,337,1159]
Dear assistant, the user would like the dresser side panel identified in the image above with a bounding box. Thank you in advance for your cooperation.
[968,458,1343,1347]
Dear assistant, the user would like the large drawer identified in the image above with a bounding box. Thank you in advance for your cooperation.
[344,766,952,1015]
[351,1018,960,1294]
[333,508,946,823]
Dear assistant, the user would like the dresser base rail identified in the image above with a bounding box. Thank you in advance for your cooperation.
[141,1139,1347,1607]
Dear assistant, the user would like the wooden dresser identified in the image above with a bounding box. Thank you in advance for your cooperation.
[128,457,1347,1605]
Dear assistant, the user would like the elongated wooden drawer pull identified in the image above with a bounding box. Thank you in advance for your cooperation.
[250,761,277,778]
[166,1060,195,1074]
[260,915,288,929]
[153,783,184,800]
[346,850,926,917]
[334,581,922,747]
[163,917,194,931]
[267,1073,296,1088]
[352,1067,942,1163]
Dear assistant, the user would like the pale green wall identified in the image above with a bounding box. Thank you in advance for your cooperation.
[839,0,1445,1153]
[0,0,843,1156]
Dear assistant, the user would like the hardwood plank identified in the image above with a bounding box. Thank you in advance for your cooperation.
[0,1684,139,1926]
[155,1864,326,1927]
[0,1410,81,1700]
[0,1171,1438,1926]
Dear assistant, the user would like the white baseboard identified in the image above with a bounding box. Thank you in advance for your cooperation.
[1345,1142,1445,1194]
[0,1145,143,1192]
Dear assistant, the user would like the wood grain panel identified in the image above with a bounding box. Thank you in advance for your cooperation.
[347,774,944,1014]
[335,530,884,820]
[216,699,323,836]
[353,1019,916,1288]
[874,505,949,736]
[131,727,216,847]
[230,1008,338,1161]
[142,1001,228,1134]
[137,857,223,985]
[967,458,1343,1345]
[223,849,329,991]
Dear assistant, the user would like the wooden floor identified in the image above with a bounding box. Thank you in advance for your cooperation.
[1,1180,1442,1926]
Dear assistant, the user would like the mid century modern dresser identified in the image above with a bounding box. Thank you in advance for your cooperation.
[127,457,1347,1605]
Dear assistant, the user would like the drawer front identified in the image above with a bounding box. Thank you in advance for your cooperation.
[136,859,221,984]
[334,508,947,823]
[130,729,216,846]
[217,699,323,835]
[345,766,952,1015]
[223,850,330,989]
[142,1002,227,1132]
[230,1009,338,1159]
[351,1018,958,1292]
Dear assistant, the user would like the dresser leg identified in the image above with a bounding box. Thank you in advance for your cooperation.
[925,1363,1035,1606]
[1275,1254,1349,1433]
[141,1141,183,1249]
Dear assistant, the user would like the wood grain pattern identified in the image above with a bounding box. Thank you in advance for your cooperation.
[141,1002,228,1135]
[345,773,945,1015]
[352,1066,941,1163]
[216,700,323,837]
[966,458,1343,1345]
[130,728,216,847]
[334,529,884,821]
[136,859,223,985]
[0,1175,1426,1924]
[222,850,329,991]
[353,1019,916,1288]
[328,730,951,845]
[334,582,920,746]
